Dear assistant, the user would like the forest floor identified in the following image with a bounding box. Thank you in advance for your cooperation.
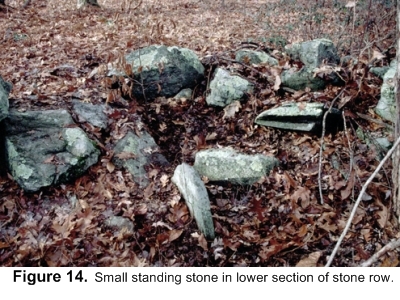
[0,0,399,266]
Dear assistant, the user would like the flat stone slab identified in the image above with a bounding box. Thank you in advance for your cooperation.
[255,102,342,132]
[194,148,278,185]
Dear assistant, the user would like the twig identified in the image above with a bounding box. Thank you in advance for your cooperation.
[318,89,345,204]
[356,112,393,130]
[342,111,353,185]
[325,134,400,267]
[219,56,270,79]
[360,238,400,267]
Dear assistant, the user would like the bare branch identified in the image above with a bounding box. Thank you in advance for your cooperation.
[360,238,400,267]
[326,135,400,267]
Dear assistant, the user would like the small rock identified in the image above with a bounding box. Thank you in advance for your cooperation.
[206,68,253,107]
[194,148,278,185]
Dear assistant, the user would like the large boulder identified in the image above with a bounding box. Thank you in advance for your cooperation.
[282,39,341,91]
[285,38,340,70]
[194,148,278,185]
[108,45,204,100]
[375,61,397,122]
[206,68,254,107]
[0,76,11,122]
[171,163,215,240]
[4,109,100,192]
[113,128,169,188]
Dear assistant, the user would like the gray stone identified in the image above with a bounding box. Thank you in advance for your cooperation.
[72,100,108,129]
[108,45,204,100]
[4,109,100,192]
[375,61,397,122]
[281,67,326,91]
[174,88,192,99]
[282,39,341,91]
[370,66,390,79]
[171,163,215,239]
[105,216,134,232]
[375,137,392,151]
[255,102,342,132]
[206,68,254,107]
[0,76,11,122]
[113,128,169,188]
[285,38,340,70]
[194,148,278,185]
[235,49,278,66]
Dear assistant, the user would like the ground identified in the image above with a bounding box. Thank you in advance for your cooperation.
[0,0,399,267]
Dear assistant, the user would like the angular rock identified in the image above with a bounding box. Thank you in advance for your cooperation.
[0,76,11,122]
[108,45,204,100]
[113,127,169,188]
[281,67,326,91]
[255,102,343,132]
[72,100,108,129]
[375,61,397,122]
[4,109,100,192]
[194,148,278,185]
[171,163,215,239]
[235,49,278,66]
[285,38,340,70]
[206,68,254,107]
[282,39,342,91]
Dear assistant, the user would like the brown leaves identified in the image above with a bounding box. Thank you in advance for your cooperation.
[0,0,396,268]
[222,100,241,119]
[296,251,321,267]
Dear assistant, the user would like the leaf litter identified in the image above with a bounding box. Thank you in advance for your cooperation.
[0,0,398,266]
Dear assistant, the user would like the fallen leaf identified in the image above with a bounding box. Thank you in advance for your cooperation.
[296,251,321,267]
[273,75,281,91]
[198,234,208,251]
[160,174,169,187]
[106,161,115,173]
[223,100,241,119]
[168,229,183,242]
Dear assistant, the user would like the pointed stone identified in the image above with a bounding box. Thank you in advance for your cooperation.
[171,163,215,240]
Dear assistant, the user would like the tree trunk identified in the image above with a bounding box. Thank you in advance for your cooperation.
[77,0,100,9]
[393,0,400,223]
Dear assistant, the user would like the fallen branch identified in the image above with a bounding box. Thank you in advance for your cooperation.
[360,238,400,267]
[325,134,400,267]
[318,89,345,204]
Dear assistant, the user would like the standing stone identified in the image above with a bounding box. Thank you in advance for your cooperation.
[171,163,215,240]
